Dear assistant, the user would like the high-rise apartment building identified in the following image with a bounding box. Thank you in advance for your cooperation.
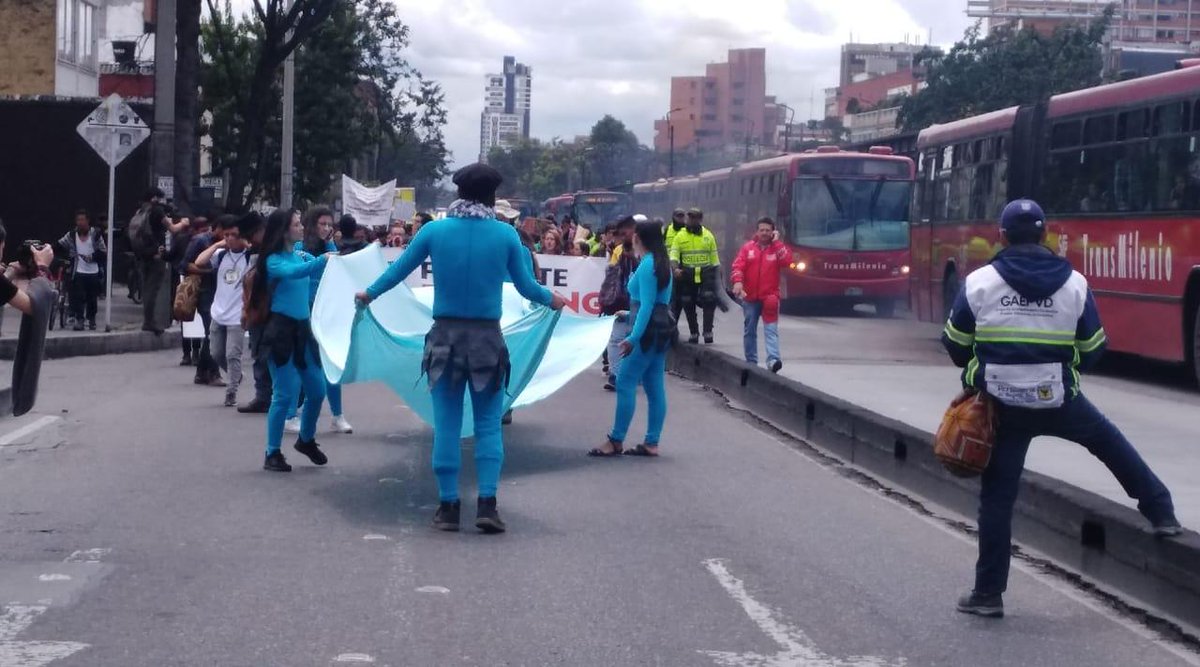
[479,56,531,162]
[968,0,1200,47]
[652,48,783,154]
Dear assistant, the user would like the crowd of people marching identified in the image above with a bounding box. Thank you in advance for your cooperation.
[44,163,1188,619]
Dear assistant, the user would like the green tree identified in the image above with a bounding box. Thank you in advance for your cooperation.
[202,0,448,208]
[898,8,1111,132]
[586,115,640,189]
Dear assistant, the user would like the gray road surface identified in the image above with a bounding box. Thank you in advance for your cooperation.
[0,349,1195,666]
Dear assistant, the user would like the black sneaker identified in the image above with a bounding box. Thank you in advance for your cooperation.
[603,377,616,392]
[501,410,513,425]
[88,320,96,330]
[475,496,507,534]
[263,451,292,472]
[1153,518,1183,538]
[687,334,699,344]
[769,359,783,374]
[293,438,328,466]
[238,398,270,414]
[224,393,238,408]
[432,500,461,532]
[956,591,1003,618]
[703,334,714,344]
[180,355,193,366]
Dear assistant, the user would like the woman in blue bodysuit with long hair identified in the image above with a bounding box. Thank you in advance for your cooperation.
[356,164,565,533]
[590,219,674,458]
[249,208,330,472]
[284,206,354,435]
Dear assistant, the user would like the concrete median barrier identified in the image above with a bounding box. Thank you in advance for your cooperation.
[668,343,1200,634]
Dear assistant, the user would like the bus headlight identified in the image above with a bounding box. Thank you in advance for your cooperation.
[900,265,910,275]
[791,261,808,273]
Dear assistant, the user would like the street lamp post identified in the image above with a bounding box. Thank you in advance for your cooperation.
[665,107,683,177]
[778,103,795,154]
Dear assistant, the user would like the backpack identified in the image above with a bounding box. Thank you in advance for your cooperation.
[127,207,150,253]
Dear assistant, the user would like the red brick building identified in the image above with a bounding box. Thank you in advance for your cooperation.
[653,48,783,154]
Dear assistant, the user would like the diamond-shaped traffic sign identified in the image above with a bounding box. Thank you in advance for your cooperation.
[76,93,150,168]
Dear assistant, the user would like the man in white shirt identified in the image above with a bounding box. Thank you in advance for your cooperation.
[56,209,106,331]
[194,216,251,407]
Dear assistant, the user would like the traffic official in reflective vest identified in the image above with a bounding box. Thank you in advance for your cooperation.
[669,208,720,344]
[941,199,1181,619]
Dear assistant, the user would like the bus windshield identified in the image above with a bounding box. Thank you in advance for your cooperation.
[573,194,630,228]
[790,177,911,251]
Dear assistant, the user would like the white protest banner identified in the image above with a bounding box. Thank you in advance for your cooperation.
[380,247,609,315]
[342,175,396,228]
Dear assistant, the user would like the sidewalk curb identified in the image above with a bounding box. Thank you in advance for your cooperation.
[0,329,182,361]
[669,343,1200,635]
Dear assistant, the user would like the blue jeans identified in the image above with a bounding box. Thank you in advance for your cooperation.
[266,348,326,454]
[974,395,1175,595]
[430,374,506,502]
[606,317,632,383]
[608,345,668,446]
[742,300,780,365]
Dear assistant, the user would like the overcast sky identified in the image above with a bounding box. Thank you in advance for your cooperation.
[231,0,973,171]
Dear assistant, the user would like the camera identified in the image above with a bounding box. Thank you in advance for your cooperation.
[15,240,46,276]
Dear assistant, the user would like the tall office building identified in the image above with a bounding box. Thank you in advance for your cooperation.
[652,48,784,154]
[968,0,1200,47]
[479,56,532,162]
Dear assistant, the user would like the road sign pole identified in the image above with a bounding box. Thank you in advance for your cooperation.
[105,135,116,333]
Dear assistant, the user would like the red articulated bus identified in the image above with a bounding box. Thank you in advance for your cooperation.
[911,64,1200,384]
[634,147,915,315]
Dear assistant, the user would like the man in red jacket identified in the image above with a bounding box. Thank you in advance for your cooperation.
[730,217,793,373]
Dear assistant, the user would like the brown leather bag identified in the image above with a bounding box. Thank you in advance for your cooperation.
[241,264,270,328]
[172,274,201,322]
[934,390,997,478]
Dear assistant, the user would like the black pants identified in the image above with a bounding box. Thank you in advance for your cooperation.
[142,259,168,331]
[974,396,1175,595]
[248,325,273,403]
[192,293,219,378]
[677,280,714,336]
[69,272,102,324]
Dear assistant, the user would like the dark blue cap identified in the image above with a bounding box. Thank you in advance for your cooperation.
[1000,199,1045,234]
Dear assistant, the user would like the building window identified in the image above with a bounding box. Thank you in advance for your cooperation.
[58,0,97,69]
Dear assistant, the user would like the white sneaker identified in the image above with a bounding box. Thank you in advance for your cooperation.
[331,415,354,434]
[283,417,301,434]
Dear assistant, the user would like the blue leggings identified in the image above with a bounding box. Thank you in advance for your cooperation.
[287,380,342,419]
[430,374,506,502]
[608,345,668,445]
[266,348,326,454]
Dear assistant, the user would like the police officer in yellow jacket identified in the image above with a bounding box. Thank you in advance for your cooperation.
[669,208,720,343]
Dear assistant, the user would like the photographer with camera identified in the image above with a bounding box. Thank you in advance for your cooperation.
[0,221,55,316]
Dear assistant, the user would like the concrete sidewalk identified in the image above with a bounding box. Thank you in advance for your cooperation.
[705,309,1200,526]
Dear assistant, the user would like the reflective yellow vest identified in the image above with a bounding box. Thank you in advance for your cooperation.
[670,227,719,284]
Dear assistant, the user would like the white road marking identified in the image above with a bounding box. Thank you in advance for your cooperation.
[332,653,375,663]
[0,605,88,666]
[0,417,61,447]
[416,586,449,594]
[378,478,401,484]
[35,575,69,583]
[700,559,901,667]
[362,534,388,541]
[63,549,109,564]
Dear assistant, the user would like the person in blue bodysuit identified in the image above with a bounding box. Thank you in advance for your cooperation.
[285,206,355,435]
[590,219,674,458]
[248,208,330,472]
[356,164,566,533]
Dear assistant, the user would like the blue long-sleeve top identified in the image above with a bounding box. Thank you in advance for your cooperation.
[266,249,328,320]
[626,255,673,345]
[365,216,554,320]
[294,240,338,304]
